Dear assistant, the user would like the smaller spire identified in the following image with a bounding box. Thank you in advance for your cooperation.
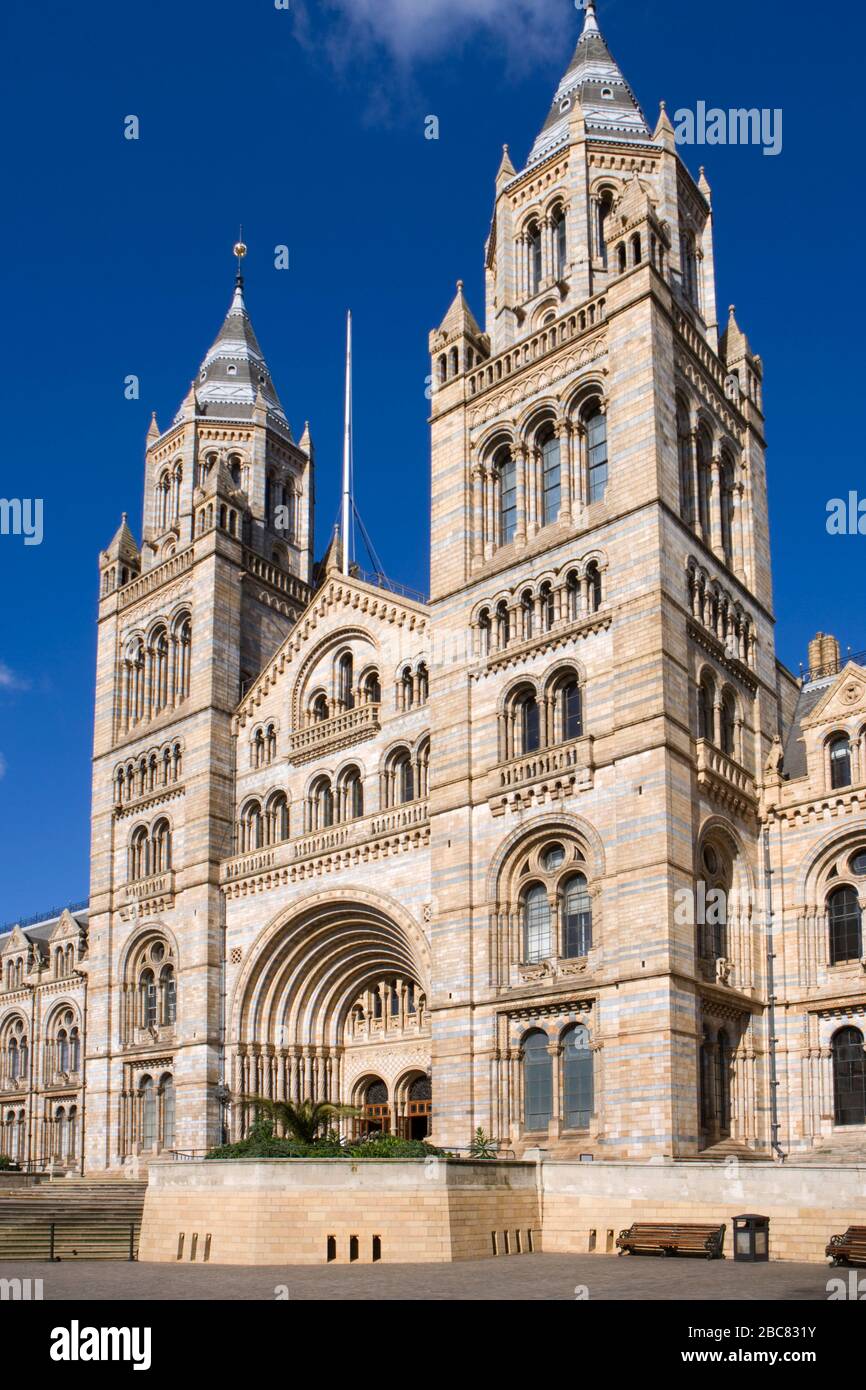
[147,411,161,442]
[497,143,516,185]
[582,0,600,36]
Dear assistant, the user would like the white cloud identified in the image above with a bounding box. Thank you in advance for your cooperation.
[301,0,571,67]
[0,663,28,692]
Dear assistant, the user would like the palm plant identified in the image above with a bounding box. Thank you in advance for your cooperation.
[240,1095,359,1144]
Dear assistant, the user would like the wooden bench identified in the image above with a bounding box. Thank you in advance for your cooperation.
[616,1222,726,1260]
[826,1226,866,1267]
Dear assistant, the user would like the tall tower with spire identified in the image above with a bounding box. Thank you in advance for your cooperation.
[85,255,314,1168]
[427,1,777,1156]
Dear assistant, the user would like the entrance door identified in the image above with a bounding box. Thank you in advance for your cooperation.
[359,1079,390,1136]
[404,1075,432,1139]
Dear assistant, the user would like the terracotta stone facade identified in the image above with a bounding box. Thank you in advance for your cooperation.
[2,3,864,1174]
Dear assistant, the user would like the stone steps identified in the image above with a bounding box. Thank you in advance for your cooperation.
[0,1180,147,1260]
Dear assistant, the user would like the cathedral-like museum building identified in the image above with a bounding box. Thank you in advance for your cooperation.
[2,3,865,1173]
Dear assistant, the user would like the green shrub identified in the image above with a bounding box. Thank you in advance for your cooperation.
[0,1155,20,1171]
[206,1130,445,1161]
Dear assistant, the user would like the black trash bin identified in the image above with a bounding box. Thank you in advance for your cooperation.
[733,1213,770,1262]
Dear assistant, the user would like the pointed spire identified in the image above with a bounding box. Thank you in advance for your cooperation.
[104,512,140,564]
[298,421,313,456]
[437,280,482,339]
[527,0,650,167]
[496,143,516,189]
[654,99,675,142]
[582,0,600,37]
[147,411,161,443]
[720,304,750,364]
[174,242,290,431]
[698,165,712,201]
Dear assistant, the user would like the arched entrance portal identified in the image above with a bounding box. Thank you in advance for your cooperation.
[230,892,432,1142]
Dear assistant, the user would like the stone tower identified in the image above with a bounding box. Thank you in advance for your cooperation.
[86,264,314,1169]
[427,1,778,1156]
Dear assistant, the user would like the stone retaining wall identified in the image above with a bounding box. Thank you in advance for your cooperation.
[138,1157,866,1265]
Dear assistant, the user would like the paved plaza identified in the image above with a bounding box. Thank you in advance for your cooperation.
[0,1254,845,1301]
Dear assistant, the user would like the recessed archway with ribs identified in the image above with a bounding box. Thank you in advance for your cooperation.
[228,889,431,1131]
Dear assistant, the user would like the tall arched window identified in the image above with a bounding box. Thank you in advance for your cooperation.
[240,800,263,853]
[560,678,583,743]
[520,589,534,639]
[338,653,355,711]
[495,601,510,649]
[562,874,592,958]
[497,446,517,545]
[129,826,149,881]
[140,1076,156,1150]
[586,561,602,613]
[553,207,567,280]
[696,430,712,539]
[152,628,169,714]
[521,692,541,754]
[341,767,364,821]
[677,398,693,523]
[597,190,613,267]
[140,969,157,1028]
[527,223,542,296]
[716,1030,731,1134]
[268,792,290,844]
[311,777,334,830]
[523,884,552,962]
[161,1074,176,1149]
[585,405,608,502]
[827,886,863,966]
[562,1025,593,1129]
[160,965,177,1025]
[829,736,852,790]
[363,670,381,704]
[523,1030,552,1132]
[720,455,735,565]
[698,675,716,742]
[832,1027,866,1127]
[720,690,736,758]
[398,754,415,805]
[540,430,561,526]
[175,615,192,703]
[151,819,171,874]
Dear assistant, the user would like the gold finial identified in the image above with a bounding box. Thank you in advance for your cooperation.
[234,227,248,284]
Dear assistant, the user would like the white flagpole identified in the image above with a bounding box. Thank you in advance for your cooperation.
[341,310,352,576]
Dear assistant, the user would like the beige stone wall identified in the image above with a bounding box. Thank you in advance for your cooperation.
[139,1159,540,1265]
[542,1160,866,1265]
[138,1158,865,1266]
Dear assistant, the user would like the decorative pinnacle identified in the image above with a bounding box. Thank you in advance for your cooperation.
[457,279,464,292]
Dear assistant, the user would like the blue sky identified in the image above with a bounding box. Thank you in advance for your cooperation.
[0,0,863,923]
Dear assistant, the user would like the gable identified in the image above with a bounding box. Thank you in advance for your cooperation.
[235,570,429,732]
[801,662,866,732]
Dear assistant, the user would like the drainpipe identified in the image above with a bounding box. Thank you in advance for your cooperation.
[762,826,785,1161]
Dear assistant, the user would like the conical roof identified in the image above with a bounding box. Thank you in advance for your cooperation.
[176,278,289,429]
[527,1,650,168]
